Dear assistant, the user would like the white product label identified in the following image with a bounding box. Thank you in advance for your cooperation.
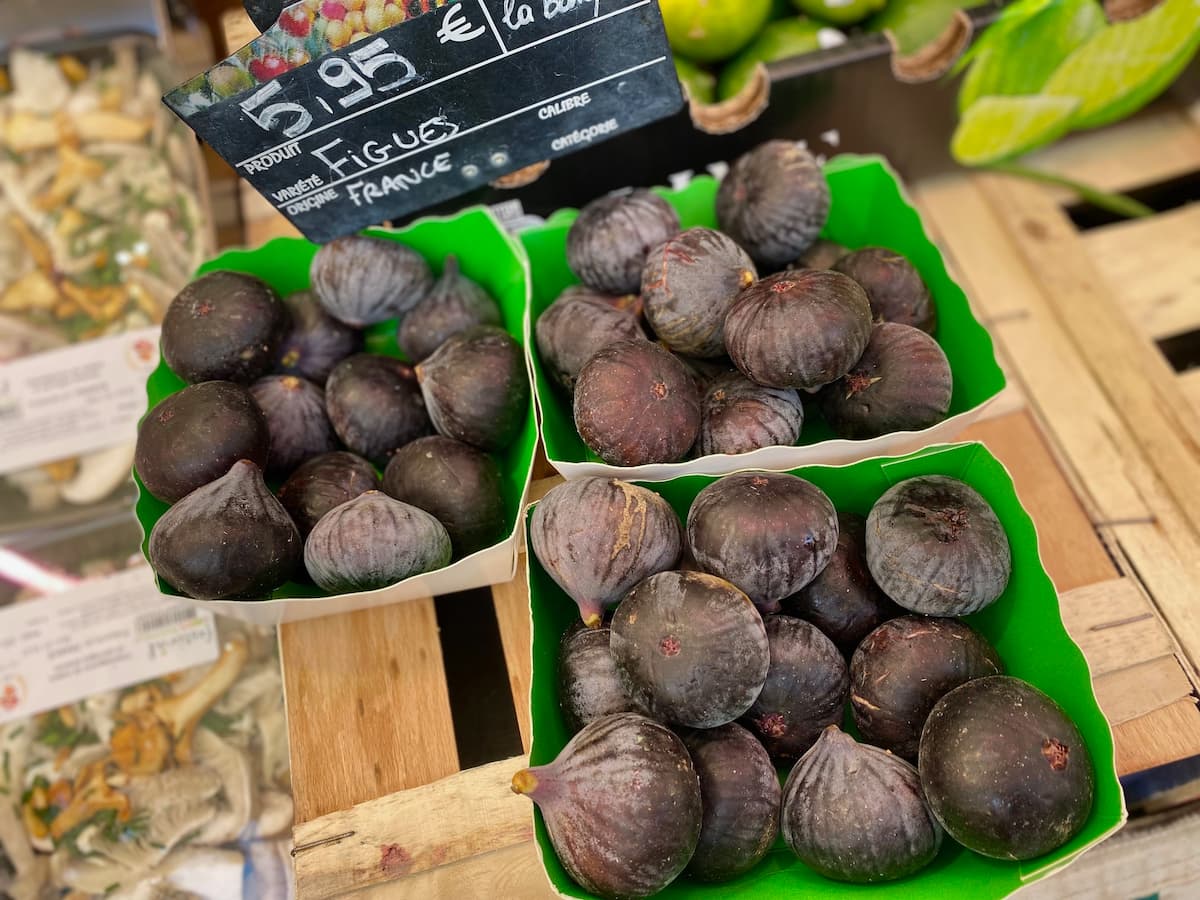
[0,568,218,724]
[0,327,160,475]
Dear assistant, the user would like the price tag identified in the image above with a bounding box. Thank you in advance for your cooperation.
[165,0,683,243]
[0,568,219,725]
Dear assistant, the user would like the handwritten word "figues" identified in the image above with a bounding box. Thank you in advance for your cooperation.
[312,116,461,179]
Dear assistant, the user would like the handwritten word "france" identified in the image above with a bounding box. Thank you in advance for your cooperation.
[346,152,453,206]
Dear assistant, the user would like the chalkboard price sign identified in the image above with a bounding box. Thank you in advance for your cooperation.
[165,0,683,243]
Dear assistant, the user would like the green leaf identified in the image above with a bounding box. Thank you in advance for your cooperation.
[988,161,1155,217]
[958,0,1106,111]
[951,94,1080,164]
[200,709,238,737]
[1041,0,1200,129]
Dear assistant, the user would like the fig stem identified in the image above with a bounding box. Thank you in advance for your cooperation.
[511,769,539,795]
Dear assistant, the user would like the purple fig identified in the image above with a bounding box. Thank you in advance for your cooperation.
[687,472,838,615]
[277,451,379,537]
[566,189,681,294]
[148,459,301,600]
[610,571,769,728]
[398,256,502,362]
[833,246,936,333]
[573,339,700,466]
[558,623,645,733]
[744,616,848,761]
[325,354,431,467]
[641,227,757,358]
[274,289,363,385]
[310,235,432,326]
[536,287,646,392]
[531,477,682,626]
[249,375,339,477]
[511,713,701,899]
[794,239,849,270]
[699,372,804,456]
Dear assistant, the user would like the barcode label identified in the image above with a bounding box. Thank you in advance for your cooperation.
[135,606,201,635]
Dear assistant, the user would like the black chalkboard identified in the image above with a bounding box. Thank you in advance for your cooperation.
[167,0,683,243]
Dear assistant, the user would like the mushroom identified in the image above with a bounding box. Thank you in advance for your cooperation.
[48,760,131,841]
[0,723,51,900]
[254,697,290,791]
[108,846,244,900]
[60,443,134,506]
[244,790,293,841]
[9,49,70,115]
[215,662,280,717]
[189,729,257,845]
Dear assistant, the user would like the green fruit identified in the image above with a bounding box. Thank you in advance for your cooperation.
[661,0,774,63]
[792,0,886,27]
[951,94,1079,165]
[674,56,717,104]
[719,17,844,101]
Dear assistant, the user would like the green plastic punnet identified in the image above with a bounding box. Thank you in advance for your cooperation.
[134,207,537,626]
[524,442,1123,898]
[520,155,1007,481]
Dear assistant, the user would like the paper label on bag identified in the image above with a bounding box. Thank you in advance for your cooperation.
[0,328,160,475]
[0,568,219,724]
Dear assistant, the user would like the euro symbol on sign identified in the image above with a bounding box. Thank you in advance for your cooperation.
[437,5,487,43]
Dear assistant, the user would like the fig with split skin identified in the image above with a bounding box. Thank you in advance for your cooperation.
[530,477,682,626]
[687,471,839,615]
[851,615,1003,760]
[716,140,830,269]
[135,381,270,504]
[679,723,780,883]
[866,475,1012,616]
[310,234,433,326]
[919,676,1095,860]
[784,511,899,655]
[382,435,507,558]
[744,615,848,761]
[416,326,529,452]
[610,570,769,728]
[781,725,943,882]
[558,623,646,733]
[536,287,647,393]
[724,269,872,391]
[512,713,701,899]
[161,271,288,385]
[566,189,681,295]
[817,322,953,440]
[833,246,937,333]
[699,371,804,457]
[303,491,451,593]
[325,354,431,467]
[397,256,502,362]
[573,339,701,467]
[273,289,363,385]
[277,451,379,537]
[640,227,757,358]
[148,459,301,601]
[249,375,339,478]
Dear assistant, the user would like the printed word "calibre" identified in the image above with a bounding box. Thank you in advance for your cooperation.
[538,92,590,120]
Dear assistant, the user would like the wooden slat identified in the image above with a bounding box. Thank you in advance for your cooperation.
[1094,657,1195,727]
[492,560,533,753]
[1059,579,1175,677]
[280,599,459,824]
[292,756,532,899]
[1081,203,1200,342]
[1180,368,1200,415]
[1114,699,1200,775]
[353,841,554,899]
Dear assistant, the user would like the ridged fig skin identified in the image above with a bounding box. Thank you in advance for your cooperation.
[416,326,529,452]
[161,271,287,385]
[310,235,433,326]
[817,323,953,440]
[687,472,838,615]
[680,723,780,883]
[273,290,363,385]
[135,381,270,504]
[566,190,681,295]
[249,375,339,477]
[398,256,502,362]
[784,512,899,655]
[512,713,701,899]
[574,339,701,466]
[558,623,646,733]
[919,676,1095,861]
[148,460,301,600]
[536,288,646,392]
[325,354,431,467]
[699,372,804,456]
[833,247,937,333]
[610,571,769,728]
[851,616,1003,760]
[744,616,848,761]
[724,270,872,391]
[530,477,682,626]
[782,726,943,882]
[641,227,757,358]
[277,451,379,537]
[866,475,1012,616]
[382,435,506,557]
[303,491,451,592]
[716,141,830,269]
[794,239,849,270]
